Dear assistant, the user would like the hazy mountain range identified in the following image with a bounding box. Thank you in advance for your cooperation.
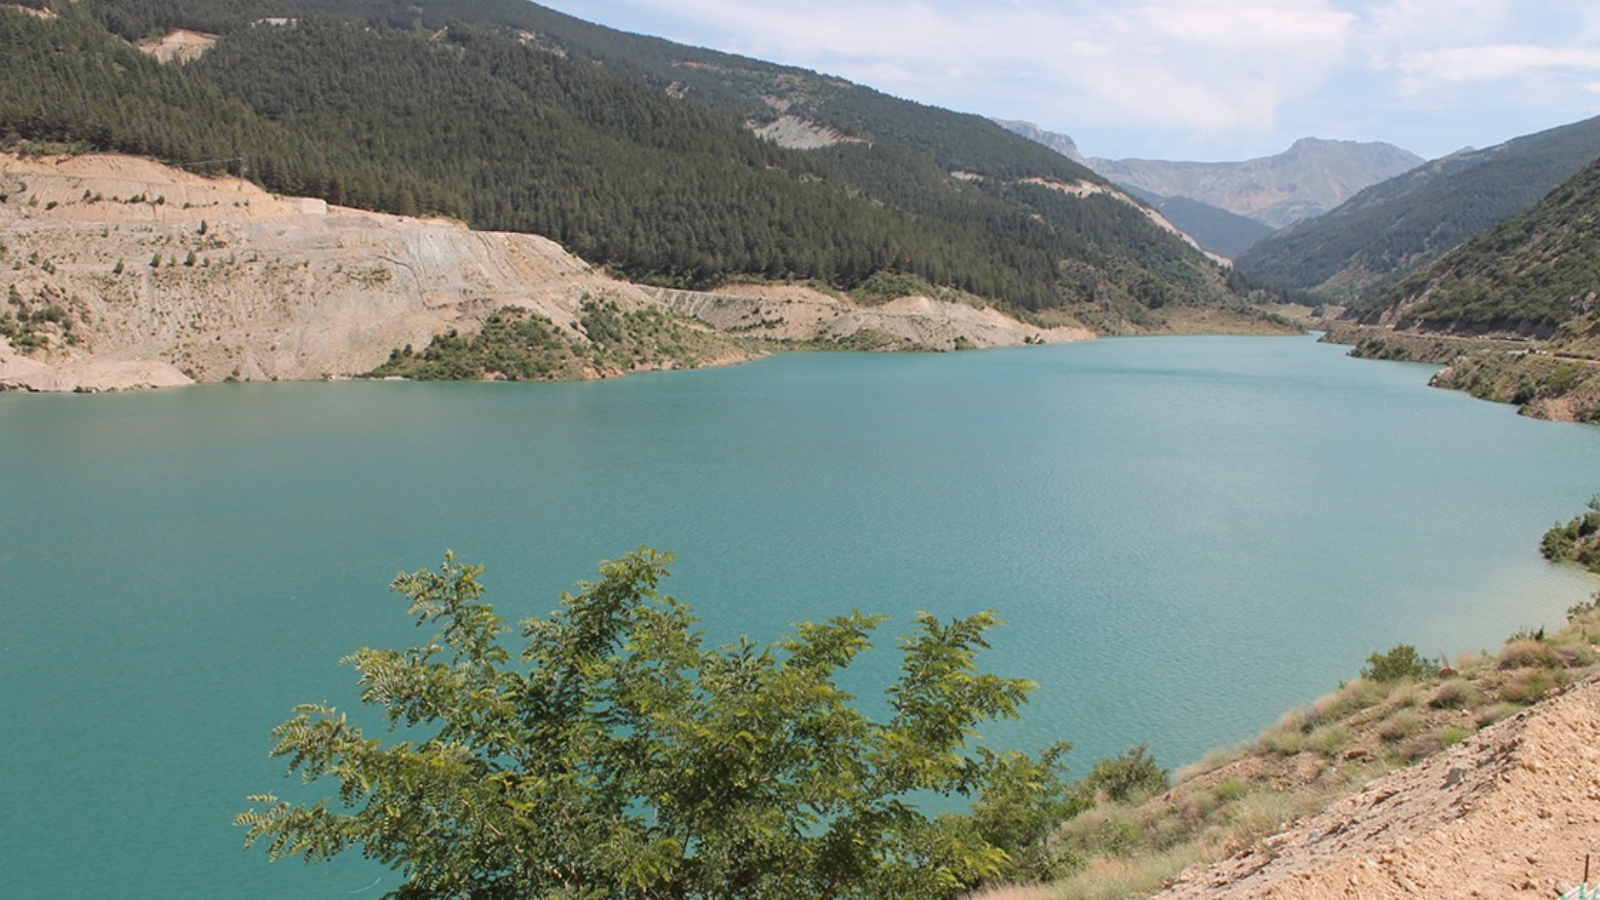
[996,120,1422,255]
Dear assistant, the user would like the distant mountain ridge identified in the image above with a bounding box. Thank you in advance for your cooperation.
[991,119,1086,163]
[1236,114,1600,297]
[996,120,1280,257]
[1089,137,1424,229]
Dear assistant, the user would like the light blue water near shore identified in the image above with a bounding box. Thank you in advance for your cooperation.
[2,334,1597,897]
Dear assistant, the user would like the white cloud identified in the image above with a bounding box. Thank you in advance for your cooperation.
[579,0,1356,143]
[542,0,1600,159]
[1360,0,1511,47]
[1380,44,1600,95]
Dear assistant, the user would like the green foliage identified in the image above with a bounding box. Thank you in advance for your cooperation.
[1429,350,1600,423]
[1361,644,1430,683]
[852,270,947,306]
[239,550,1075,898]
[1077,745,1170,803]
[1541,498,1600,572]
[1378,160,1600,335]
[366,304,732,382]
[1567,590,1600,622]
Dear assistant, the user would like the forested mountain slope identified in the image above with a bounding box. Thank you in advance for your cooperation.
[1357,156,1600,337]
[1329,157,1600,422]
[1237,115,1600,297]
[0,0,1275,331]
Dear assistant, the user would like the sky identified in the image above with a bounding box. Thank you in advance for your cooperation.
[537,0,1600,163]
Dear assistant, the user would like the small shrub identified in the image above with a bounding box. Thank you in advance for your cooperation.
[1550,641,1598,668]
[1213,778,1249,802]
[1498,638,1557,670]
[1307,679,1389,725]
[1439,726,1472,747]
[1377,708,1425,743]
[1400,731,1443,761]
[1174,745,1245,784]
[1082,745,1169,802]
[1051,843,1205,900]
[1428,678,1483,710]
[1362,644,1430,682]
[1258,723,1305,756]
[1306,723,1350,755]
[1477,701,1522,727]
[1567,591,1600,622]
[1387,683,1425,708]
[1500,668,1557,704]
[1055,805,1148,862]
[1227,789,1298,838]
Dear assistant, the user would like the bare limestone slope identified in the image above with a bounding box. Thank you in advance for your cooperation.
[652,283,1093,350]
[0,153,739,390]
[0,153,1088,391]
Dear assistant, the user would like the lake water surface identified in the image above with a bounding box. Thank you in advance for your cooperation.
[2,335,1597,897]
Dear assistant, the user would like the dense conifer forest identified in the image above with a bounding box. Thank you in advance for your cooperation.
[0,0,1262,319]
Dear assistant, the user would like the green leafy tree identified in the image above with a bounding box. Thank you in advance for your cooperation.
[1361,644,1430,682]
[238,549,1073,898]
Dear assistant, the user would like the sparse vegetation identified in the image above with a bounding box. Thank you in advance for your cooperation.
[1035,590,1600,898]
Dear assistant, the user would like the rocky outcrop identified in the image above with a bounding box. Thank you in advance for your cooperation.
[748,115,864,150]
[651,283,1092,350]
[136,29,218,64]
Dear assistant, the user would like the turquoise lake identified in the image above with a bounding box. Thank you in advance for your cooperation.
[2,334,1598,897]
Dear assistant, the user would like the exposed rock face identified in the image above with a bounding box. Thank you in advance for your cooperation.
[990,119,1086,164]
[0,153,736,390]
[1156,677,1600,899]
[136,29,218,64]
[748,115,864,150]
